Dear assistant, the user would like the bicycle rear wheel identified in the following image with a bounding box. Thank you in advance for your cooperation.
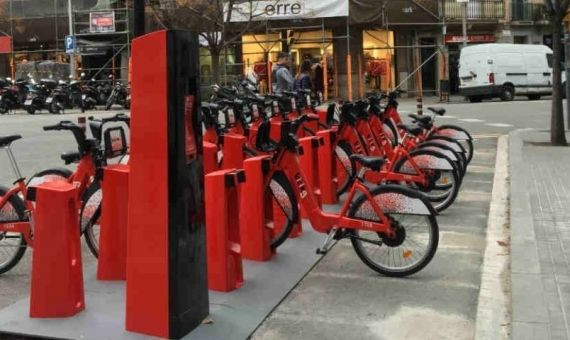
[0,186,28,275]
[348,185,439,277]
[267,171,299,249]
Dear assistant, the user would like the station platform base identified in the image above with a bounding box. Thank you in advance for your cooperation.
[0,220,326,340]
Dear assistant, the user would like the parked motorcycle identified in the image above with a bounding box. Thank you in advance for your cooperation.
[0,78,29,114]
[105,81,130,110]
[47,79,83,114]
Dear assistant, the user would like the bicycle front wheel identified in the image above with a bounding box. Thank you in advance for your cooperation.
[80,182,102,258]
[0,186,28,275]
[267,171,299,249]
[348,185,439,277]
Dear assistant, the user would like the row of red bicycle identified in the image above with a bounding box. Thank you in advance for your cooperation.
[200,82,473,277]
[0,82,473,278]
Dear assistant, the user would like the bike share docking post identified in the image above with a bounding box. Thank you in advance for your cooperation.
[298,136,323,218]
[203,141,218,175]
[317,130,338,204]
[239,156,276,261]
[205,169,246,292]
[29,181,84,317]
[127,30,208,339]
[220,134,246,170]
[97,164,129,281]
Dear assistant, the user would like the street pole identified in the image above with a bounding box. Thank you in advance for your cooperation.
[566,33,570,129]
[67,0,75,78]
[462,2,468,47]
[133,0,145,38]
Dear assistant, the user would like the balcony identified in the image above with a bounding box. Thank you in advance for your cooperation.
[444,0,505,20]
[511,3,548,22]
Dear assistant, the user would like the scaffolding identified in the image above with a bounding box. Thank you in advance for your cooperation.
[0,0,131,82]
[72,2,131,84]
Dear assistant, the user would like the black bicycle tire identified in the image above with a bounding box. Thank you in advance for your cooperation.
[80,181,102,258]
[268,171,299,249]
[348,184,439,277]
[393,148,461,213]
[334,140,356,196]
[431,125,474,164]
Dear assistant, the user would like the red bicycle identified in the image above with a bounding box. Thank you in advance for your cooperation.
[255,116,440,277]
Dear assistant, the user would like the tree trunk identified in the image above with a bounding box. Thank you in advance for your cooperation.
[551,19,568,145]
[211,49,221,85]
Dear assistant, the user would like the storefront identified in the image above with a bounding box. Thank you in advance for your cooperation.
[224,0,388,99]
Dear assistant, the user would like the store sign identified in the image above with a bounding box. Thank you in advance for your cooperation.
[225,0,349,22]
[90,12,115,33]
[444,34,495,44]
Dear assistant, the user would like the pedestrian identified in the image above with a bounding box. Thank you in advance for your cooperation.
[272,52,294,93]
[294,59,313,92]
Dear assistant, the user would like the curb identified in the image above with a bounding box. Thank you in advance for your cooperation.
[474,135,511,340]
[509,129,550,338]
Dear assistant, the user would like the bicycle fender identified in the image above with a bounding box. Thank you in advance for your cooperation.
[418,145,458,161]
[426,137,463,153]
[400,154,454,173]
[373,191,432,216]
[434,127,471,140]
[382,122,395,141]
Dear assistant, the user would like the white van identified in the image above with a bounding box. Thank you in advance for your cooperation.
[459,43,558,102]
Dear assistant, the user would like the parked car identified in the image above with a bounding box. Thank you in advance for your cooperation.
[459,43,560,102]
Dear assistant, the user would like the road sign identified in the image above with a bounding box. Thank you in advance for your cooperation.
[65,35,75,54]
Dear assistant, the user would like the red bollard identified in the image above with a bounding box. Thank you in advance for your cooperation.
[203,141,219,175]
[205,169,245,292]
[317,130,338,204]
[220,134,245,170]
[98,164,130,281]
[239,156,275,261]
[29,181,84,318]
[317,107,328,126]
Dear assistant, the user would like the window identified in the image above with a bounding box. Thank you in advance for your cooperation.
[547,53,553,68]
[514,36,528,44]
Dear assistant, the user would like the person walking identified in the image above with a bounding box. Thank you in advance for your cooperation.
[272,52,294,93]
[294,59,313,92]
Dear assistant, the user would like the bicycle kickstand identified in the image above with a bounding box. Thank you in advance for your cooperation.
[316,228,338,255]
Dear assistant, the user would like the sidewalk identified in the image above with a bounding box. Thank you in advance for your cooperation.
[510,130,570,340]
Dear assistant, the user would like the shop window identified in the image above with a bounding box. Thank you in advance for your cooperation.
[363,30,395,92]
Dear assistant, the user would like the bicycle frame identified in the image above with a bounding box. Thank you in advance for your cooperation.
[268,147,395,237]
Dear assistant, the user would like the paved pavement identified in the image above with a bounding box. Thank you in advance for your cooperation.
[510,130,570,340]
[0,98,564,339]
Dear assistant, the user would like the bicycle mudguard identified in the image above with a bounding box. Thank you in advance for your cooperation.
[398,150,454,174]
[382,120,396,142]
[433,126,472,140]
[417,144,458,161]
[360,184,434,216]
[373,192,432,215]
[426,136,465,153]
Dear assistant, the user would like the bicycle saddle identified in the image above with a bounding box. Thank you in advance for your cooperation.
[408,114,432,125]
[350,154,386,172]
[398,124,424,136]
[427,107,446,116]
[61,151,81,165]
[0,135,22,148]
